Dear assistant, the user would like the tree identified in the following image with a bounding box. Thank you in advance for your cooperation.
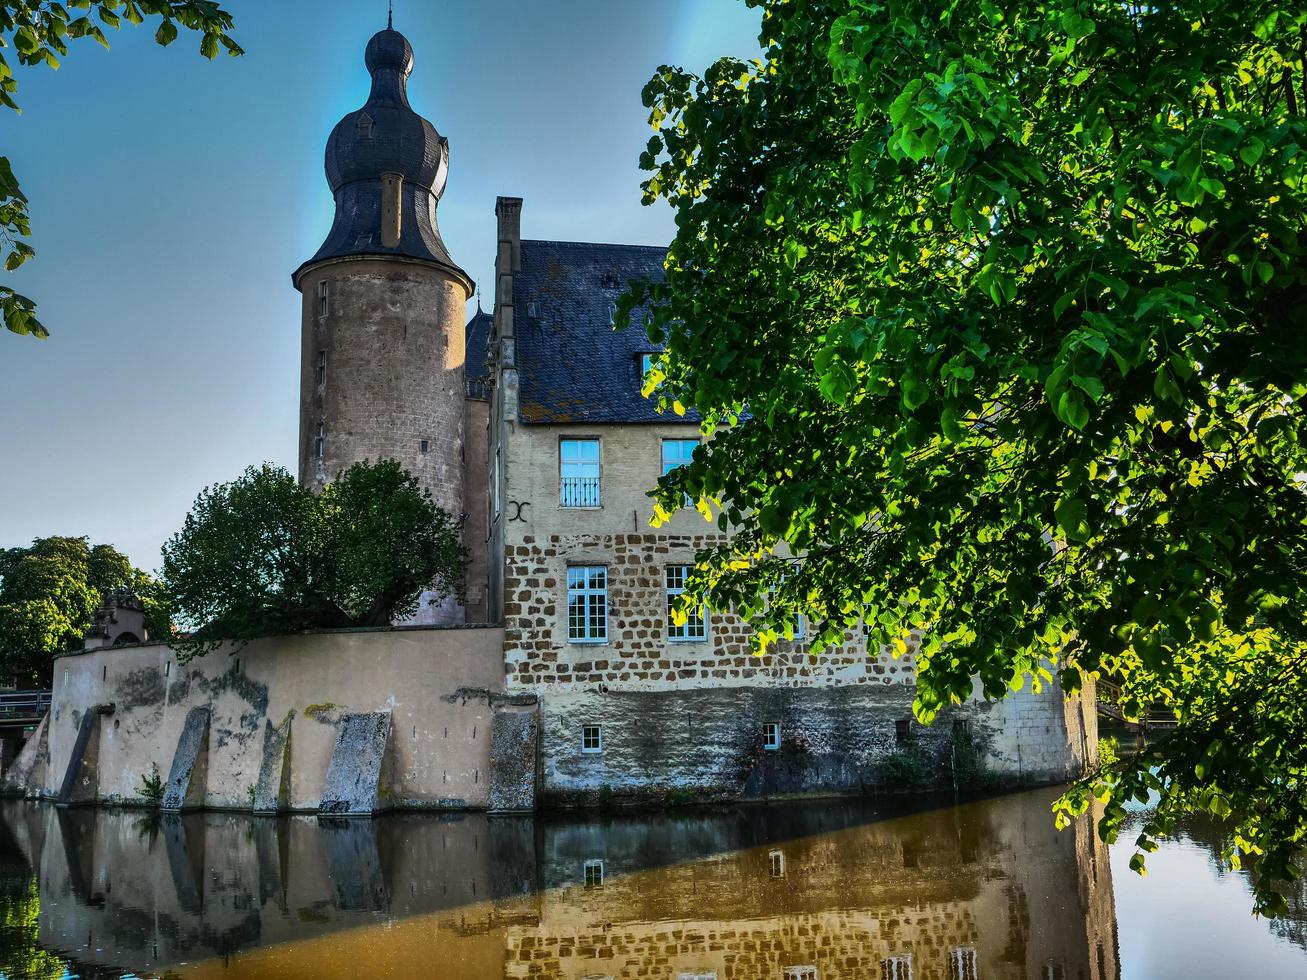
[161,460,466,659]
[626,0,1307,914]
[1,0,241,339]
[0,535,162,684]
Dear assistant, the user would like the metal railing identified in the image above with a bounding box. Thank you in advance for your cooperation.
[1096,680,1178,731]
[0,690,52,717]
[560,476,601,508]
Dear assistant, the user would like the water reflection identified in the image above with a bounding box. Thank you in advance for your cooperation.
[0,789,1122,979]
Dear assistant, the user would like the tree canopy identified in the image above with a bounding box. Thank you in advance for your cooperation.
[2,0,241,339]
[0,535,165,684]
[627,0,1307,914]
[161,460,467,659]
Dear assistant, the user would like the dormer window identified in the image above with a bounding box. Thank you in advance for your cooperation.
[356,112,374,139]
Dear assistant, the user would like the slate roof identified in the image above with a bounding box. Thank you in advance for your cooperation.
[513,239,695,425]
[464,308,492,387]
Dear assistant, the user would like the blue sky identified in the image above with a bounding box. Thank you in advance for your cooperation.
[0,0,761,570]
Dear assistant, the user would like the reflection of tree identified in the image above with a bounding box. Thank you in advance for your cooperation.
[0,874,69,980]
[1126,808,1307,951]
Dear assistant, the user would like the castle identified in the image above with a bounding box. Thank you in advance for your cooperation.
[286,24,1097,804]
[5,26,1095,813]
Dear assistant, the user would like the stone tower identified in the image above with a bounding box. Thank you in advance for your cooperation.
[292,25,473,527]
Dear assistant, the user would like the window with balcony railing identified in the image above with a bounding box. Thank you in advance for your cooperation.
[560,438,601,507]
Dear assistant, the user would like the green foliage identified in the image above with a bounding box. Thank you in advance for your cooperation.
[161,460,467,660]
[879,746,933,788]
[0,536,160,685]
[627,0,1307,915]
[1098,736,1120,770]
[137,762,163,804]
[0,0,242,339]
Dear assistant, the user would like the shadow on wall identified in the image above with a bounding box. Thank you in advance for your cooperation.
[0,787,1117,978]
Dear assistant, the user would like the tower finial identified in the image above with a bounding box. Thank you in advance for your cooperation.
[387,0,393,30]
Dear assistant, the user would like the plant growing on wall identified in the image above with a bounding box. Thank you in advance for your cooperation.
[0,536,168,686]
[137,762,164,805]
[624,0,1307,914]
[161,460,466,660]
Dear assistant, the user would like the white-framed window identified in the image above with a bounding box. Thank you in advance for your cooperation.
[583,858,604,888]
[581,724,603,754]
[881,955,913,980]
[666,564,707,641]
[315,349,326,386]
[641,352,657,377]
[315,422,325,460]
[768,583,807,641]
[763,722,781,751]
[948,947,978,980]
[560,438,601,507]
[568,566,608,642]
[783,969,818,980]
[768,849,785,878]
[677,972,718,980]
[661,438,698,477]
[316,280,329,317]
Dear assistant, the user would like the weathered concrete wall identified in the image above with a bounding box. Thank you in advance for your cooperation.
[463,394,492,622]
[39,626,505,811]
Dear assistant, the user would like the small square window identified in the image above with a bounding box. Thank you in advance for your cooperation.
[420,439,429,453]
[583,858,604,888]
[895,718,912,745]
[582,724,603,754]
[763,722,781,751]
[768,849,785,878]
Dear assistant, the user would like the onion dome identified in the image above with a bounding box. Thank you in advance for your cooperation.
[294,27,470,291]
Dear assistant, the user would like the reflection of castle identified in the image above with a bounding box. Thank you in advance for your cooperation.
[1,789,1117,979]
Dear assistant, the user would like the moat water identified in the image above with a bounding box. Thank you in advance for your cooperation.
[0,788,1303,979]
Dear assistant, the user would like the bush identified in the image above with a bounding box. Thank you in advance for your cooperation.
[879,746,933,788]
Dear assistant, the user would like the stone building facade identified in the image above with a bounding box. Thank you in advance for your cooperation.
[284,25,1096,806]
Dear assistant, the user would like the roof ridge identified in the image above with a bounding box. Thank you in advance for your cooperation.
[520,238,668,252]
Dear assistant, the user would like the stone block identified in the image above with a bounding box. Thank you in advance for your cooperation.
[1,712,48,797]
[57,704,112,807]
[162,706,211,811]
[319,711,392,816]
[488,705,539,812]
[253,713,293,813]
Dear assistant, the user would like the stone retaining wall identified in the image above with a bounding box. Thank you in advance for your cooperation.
[25,626,508,812]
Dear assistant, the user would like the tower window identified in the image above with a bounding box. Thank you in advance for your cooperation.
[316,280,329,318]
[315,350,326,386]
[315,423,325,460]
[420,440,429,453]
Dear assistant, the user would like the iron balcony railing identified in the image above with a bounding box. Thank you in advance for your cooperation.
[560,476,601,508]
[0,690,52,716]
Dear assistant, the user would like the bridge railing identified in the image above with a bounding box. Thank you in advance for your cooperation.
[0,690,52,716]
[1095,680,1178,731]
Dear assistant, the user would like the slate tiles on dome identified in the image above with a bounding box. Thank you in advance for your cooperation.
[513,239,696,425]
